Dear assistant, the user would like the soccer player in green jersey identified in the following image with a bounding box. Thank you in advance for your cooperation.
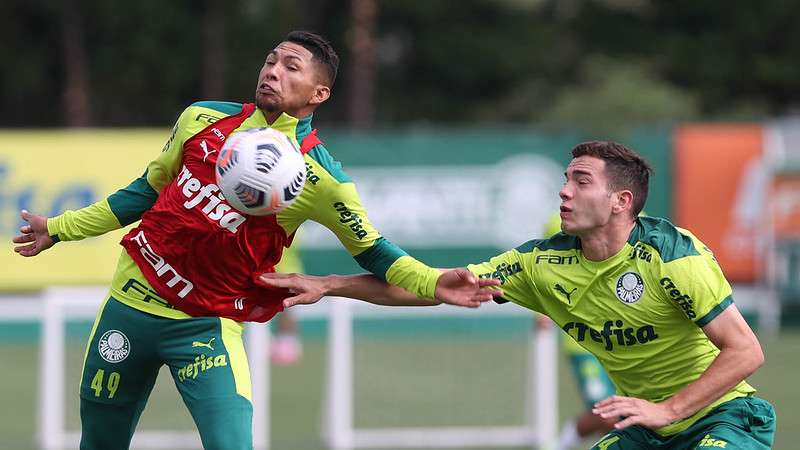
[542,212,616,450]
[260,141,776,449]
[12,31,498,450]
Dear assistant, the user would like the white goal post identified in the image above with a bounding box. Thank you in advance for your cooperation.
[321,298,558,450]
[35,286,270,450]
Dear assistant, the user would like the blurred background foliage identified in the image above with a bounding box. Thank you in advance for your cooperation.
[2,0,799,134]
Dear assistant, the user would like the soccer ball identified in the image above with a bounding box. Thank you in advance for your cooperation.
[215,128,306,216]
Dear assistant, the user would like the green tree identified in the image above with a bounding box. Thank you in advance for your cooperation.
[540,57,698,137]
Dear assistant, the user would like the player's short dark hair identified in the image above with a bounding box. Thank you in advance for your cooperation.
[285,30,339,87]
[571,141,654,217]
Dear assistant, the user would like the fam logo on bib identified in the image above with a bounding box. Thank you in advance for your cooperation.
[98,330,131,363]
[616,271,645,304]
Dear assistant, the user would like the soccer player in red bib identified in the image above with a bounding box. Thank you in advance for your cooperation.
[13,31,499,450]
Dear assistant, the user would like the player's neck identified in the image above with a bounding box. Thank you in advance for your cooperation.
[262,110,283,124]
[579,219,636,262]
[261,106,314,124]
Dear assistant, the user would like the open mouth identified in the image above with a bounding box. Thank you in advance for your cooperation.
[256,85,279,98]
[257,84,278,97]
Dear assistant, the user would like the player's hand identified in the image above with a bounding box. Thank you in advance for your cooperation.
[592,395,678,430]
[257,273,327,308]
[434,268,503,308]
[12,210,54,257]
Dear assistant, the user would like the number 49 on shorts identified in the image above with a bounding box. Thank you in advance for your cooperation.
[90,369,121,399]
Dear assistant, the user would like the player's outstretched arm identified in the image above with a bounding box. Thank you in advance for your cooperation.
[12,210,54,257]
[592,304,764,430]
[258,269,502,309]
[433,268,503,308]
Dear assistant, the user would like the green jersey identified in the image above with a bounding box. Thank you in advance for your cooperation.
[542,212,589,355]
[468,216,755,436]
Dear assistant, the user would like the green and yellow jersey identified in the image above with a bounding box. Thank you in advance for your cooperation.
[542,213,588,355]
[47,101,440,319]
[468,216,755,436]
[274,235,304,274]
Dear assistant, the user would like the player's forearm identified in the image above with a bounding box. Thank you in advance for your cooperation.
[384,256,442,300]
[47,200,123,242]
[660,344,763,421]
[47,171,161,242]
[350,237,442,300]
[325,274,439,306]
[312,183,443,300]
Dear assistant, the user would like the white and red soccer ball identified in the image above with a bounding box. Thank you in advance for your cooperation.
[216,128,306,216]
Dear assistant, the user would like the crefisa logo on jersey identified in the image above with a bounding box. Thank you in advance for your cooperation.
[98,330,131,363]
[616,271,645,304]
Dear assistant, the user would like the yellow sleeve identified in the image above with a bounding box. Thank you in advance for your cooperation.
[46,107,196,241]
[46,104,225,241]
[543,212,562,237]
[145,105,202,191]
[658,231,733,326]
[46,200,122,242]
[274,239,304,273]
[467,248,539,312]
[277,153,441,299]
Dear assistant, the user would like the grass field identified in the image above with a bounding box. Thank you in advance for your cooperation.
[1,320,795,450]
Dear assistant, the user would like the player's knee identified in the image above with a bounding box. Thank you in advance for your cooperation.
[79,399,139,450]
[80,433,127,450]
[198,422,252,450]
[192,400,253,450]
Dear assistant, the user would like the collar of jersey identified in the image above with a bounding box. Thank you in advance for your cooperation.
[627,217,645,246]
[241,109,301,147]
[295,113,314,143]
[579,241,631,271]
[578,220,642,270]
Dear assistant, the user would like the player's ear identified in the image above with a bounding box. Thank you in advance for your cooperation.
[309,84,330,106]
[612,190,634,216]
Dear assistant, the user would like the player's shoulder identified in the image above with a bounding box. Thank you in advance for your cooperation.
[303,138,353,184]
[175,100,244,131]
[293,116,352,183]
[634,216,701,263]
[188,100,244,117]
[515,233,580,254]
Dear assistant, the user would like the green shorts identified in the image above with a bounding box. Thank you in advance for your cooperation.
[568,352,616,408]
[79,296,253,450]
[590,396,776,450]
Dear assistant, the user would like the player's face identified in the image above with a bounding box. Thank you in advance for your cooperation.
[255,42,329,117]
[559,156,617,235]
